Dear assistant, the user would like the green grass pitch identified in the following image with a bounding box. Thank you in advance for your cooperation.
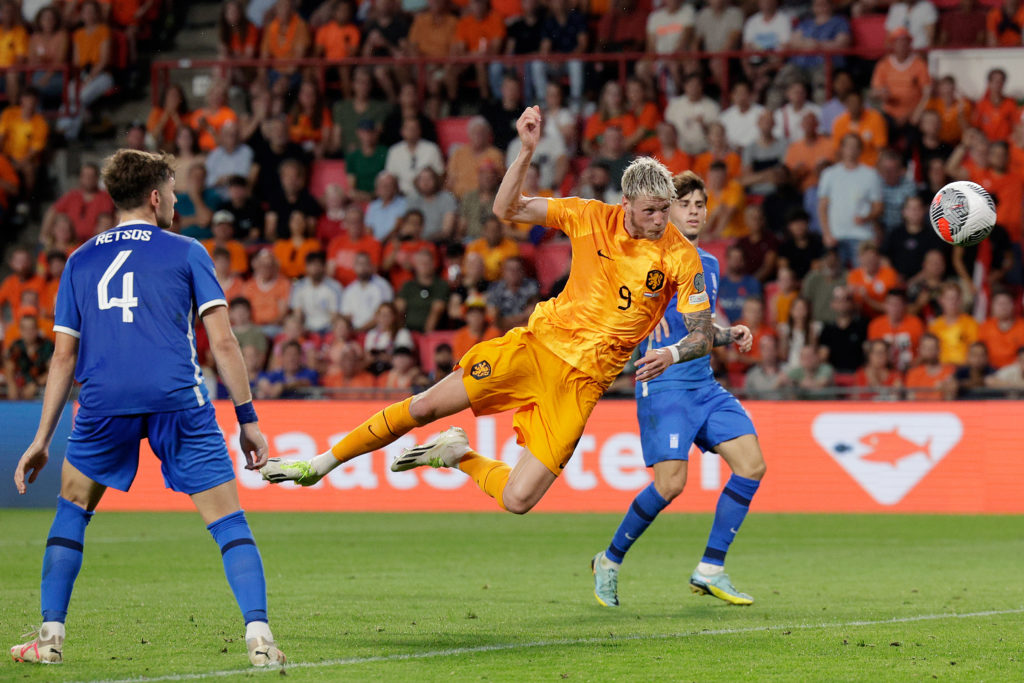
[1,511,1022,681]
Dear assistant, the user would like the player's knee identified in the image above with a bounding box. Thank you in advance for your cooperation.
[737,458,766,481]
[655,478,686,502]
[408,394,436,422]
[501,491,535,515]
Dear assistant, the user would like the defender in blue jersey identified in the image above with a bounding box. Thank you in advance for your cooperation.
[592,171,767,607]
[11,150,284,667]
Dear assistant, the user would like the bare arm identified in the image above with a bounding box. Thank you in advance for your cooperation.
[13,333,78,494]
[635,309,714,382]
[202,305,269,470]
[493,106,550,225]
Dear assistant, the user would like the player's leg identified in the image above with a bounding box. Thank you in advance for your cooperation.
[592,391,699,607]
[152,406,283,667]
[689,390,764,606]
[11,460,106,664]
[262,368,473,486]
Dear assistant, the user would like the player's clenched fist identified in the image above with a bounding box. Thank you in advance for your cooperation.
[516,106,542,152]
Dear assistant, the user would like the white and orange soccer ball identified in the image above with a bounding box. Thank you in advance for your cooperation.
[929,181,997,247]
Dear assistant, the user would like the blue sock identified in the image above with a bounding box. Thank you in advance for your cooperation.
[207,510,268,624]
[41,496,94,623]
[605,483,669,564]
[702,474,761,566]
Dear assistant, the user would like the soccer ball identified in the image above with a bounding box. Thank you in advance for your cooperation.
[929,181,996,247]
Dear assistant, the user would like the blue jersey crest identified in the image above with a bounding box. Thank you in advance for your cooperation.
[54,222,227,415]
[636,247,719,395]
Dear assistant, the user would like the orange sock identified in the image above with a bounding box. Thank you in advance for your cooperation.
[330,397,420,463]
[458,450,510,509]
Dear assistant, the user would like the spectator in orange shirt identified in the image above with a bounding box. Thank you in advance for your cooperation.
[0,88,47,196]
[0,150,20,214]
[188,80,238,153]
[972,68,1019,143]
[784,112,833,193]
[849,242,901,317]
[583,80,637,157]
[146,84,189,152]
[212,248,245,303]
[451,296,501,361]
[382,210,438,290]
[903,332,954,399]
[327,205,383,285]
[219,0,259,59]
[314,0,360,61]
[921,75,972,146]
[986,0,1024,46]
[0,0,28,102]
[929,281,979,365]
[831,91,888,167]
[868,288,925,371]
[447,116,505,199]
[692,122,742,182]
[705,160,747,239]
[320,341,379,392]
[624,77,662,155]
[977,289,1024,368]
[273,210,321,279]
[949,140,1024,242]
[26,6,69,105]
[870,28,930,142]
[260,0,310,86]
[653,121,690,176]
[56,1,113,141]
[242,248,292,328]
[203,210,249,274]
[288,79,332,158]
[408,0,460,100]
[0,246,43,323]
[453,0,507,100]
[465,214,519,281]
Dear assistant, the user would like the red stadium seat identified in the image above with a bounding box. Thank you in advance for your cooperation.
[418,330,457,370]
[700,238,730,266]
[851,14,888,52]
[309,159,348,199]
[437,116,472,156]
[534,241,572,295]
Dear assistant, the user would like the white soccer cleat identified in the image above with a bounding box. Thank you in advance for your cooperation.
[246,634,285,667]
[10,624,63,664]
[390,427,470,472]
[261,458,322,486]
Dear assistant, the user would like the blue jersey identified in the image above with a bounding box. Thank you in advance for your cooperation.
[54,222,226,416]
[636,248,719,396]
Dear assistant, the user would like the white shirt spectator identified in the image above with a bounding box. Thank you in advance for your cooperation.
[364,196,409,240]
[364,327,414,355]
[664,94,720,155]
[205,143,254,191]
[506,134,568,190]
[818,162,883,241]
[694,5,745,51]
[720,103,767,149]
[341,275,394,330]
[647,3,697,54]
[384,140,445,197]
[773,101,823,142]
[743,10,792,50]
[885,1,937,49]
[289,276,345,333]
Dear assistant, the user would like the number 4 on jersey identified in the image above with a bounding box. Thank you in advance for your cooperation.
[98,250,139,323]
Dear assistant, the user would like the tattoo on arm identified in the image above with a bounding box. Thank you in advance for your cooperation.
[672,310,714,363]
[713,324,733,348]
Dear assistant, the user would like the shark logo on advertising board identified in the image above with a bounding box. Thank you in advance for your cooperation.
[811,413,963,505]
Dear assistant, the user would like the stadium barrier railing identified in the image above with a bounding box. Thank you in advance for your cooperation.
[0,64,78,117]
[3,399,1021,513]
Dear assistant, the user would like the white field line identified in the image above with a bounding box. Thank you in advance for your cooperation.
[77,607,1024,683]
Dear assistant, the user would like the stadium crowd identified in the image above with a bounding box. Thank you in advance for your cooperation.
[2,0,1024,401]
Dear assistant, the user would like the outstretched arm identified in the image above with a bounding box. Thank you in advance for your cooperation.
[715,323,752,351]
[493,107,549,226]
[635,309,714,382]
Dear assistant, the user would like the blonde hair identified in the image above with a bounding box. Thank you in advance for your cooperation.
[620,157,675,202]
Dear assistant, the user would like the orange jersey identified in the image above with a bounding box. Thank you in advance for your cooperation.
[929,314,979,365]
[904,363,954,400]
[870,55,930,122]
[0,106,48,162]
[924,97,972,146]
[315,22,360,60]
[530,197,709,386]
[867,313,925,369]
[978,317,1024,368]
[831,108,888,166]
[654,147,690,176]
[847,265,901,315]
[973,96,1019,143]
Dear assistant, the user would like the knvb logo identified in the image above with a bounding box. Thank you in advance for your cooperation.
[811,413,963,505]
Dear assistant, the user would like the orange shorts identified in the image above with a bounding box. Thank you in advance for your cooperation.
[458,327,606,475]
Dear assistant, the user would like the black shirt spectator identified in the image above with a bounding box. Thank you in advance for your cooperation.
[481,75,524,151]
[217,175,265,241]
[881,196,947,281]
[776,210,822,281]
[817,285,867,373]
[506,1,547,55]
[249,118,310,202]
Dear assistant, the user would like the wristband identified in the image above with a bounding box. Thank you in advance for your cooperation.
[667,345,681,364]
[235,401,258,424]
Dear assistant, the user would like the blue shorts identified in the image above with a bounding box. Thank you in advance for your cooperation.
[637,382,756,467]
[66,403,235,495]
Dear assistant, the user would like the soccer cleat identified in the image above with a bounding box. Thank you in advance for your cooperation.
[689,569,754,606]
[590,551,620,607]
[10,626,63,664]
[390,427,470,472]
[261,458,322,486]
[246,635,285,667]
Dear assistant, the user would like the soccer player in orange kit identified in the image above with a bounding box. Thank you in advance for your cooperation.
[260,107,713,514]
